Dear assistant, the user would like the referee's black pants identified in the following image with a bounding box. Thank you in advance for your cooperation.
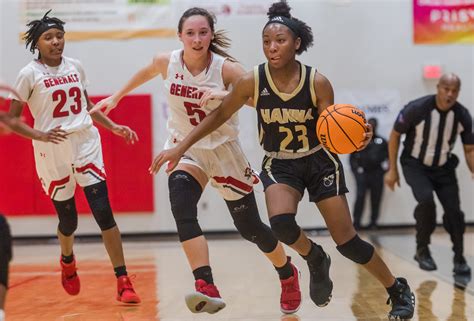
[401,155,465,259]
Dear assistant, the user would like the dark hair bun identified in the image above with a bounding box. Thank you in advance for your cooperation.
[267,0,292,19]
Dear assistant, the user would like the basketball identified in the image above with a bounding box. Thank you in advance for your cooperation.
[316,104,367,154]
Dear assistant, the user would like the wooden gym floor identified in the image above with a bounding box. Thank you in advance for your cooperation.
[4,227,473,320]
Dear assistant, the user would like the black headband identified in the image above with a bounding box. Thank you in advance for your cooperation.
[34,21,64,41]
[32,10,65,44]
[264,16,299,37]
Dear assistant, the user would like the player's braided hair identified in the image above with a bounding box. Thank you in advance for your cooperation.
[178,7,236,62]
[266,0,313,55]
[24,9,65,56]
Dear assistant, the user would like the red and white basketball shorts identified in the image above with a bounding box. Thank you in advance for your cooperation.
[166,138,258,201]
[33,125,106,201]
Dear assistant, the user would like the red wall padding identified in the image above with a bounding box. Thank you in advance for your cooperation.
[0,94,154,216]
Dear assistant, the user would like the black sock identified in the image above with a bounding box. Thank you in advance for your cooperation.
[114,265,128,278]
[193,266,213,284]
[275,256,294,280]
[61,253,74,264]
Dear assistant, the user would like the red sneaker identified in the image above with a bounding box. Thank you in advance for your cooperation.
[280,262,302,314]
[185,279,226,314]
[60,256,80,296]
[116,275,141,304]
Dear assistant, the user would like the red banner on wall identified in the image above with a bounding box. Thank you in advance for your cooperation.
[0,94,154,216]
[413,0,474,44]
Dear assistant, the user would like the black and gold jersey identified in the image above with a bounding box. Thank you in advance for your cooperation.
[254,62,319,156]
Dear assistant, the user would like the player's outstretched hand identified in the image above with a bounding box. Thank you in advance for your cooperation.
[39,126,68,144]
[196,87,227,107]
[0,111,14,135]
[357,122,373,151]
[89,96,118,115]
[149,147,184,175]
[384,169,400,191]
[112,124,138,144]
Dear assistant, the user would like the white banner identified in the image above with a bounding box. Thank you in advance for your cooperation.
[20,0,175,40]
[172,0,275,16]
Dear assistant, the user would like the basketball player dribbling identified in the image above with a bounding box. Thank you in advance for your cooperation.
[90,6,302,315]
[8,10,140,304]
[150,1,416,319]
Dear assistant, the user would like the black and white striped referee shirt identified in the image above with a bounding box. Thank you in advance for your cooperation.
[394,95,474,167]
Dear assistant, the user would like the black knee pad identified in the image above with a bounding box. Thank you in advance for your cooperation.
[269,213,301,245]
[0,214,12,287]
[226,192,278,253]
[336,234,374,264]
[169,171,203,242]
[53,197,78,236]
[84,181,117,231]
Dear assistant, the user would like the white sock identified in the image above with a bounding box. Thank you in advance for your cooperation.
[0,309,5,321]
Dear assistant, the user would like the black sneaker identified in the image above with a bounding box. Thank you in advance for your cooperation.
[414,247,437,271]
[306,244,333,307]
[386,277,415,320]
[453,256,471,275]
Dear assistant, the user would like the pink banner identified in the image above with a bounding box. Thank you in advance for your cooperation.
[413,0,474,44]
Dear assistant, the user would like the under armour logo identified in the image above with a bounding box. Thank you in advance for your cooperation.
[92,188,98,194]
[323,174,334,187]
[40,152,46,158]
[260,88,270,96]
[175,73,184,80]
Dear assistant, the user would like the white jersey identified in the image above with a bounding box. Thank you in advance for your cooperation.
[164,49,239,149]
[12,56,93,133]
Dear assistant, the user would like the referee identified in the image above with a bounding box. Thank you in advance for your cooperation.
[385,73,474,275]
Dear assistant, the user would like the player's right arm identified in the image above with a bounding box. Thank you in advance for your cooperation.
[149,71,255,174]
[89,52,170,115]
[8,99,67,143]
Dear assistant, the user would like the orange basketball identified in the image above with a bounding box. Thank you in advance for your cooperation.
[316,104,367,154]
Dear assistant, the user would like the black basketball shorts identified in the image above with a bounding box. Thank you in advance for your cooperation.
[259,148,349,203]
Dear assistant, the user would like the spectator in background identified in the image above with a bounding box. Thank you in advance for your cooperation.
[350,117,388,230]
[385,73,473,276]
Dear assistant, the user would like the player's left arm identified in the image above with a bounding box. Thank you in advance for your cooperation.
[314,72,334,113]
[314,72,372,150]
[85,90,138,144]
